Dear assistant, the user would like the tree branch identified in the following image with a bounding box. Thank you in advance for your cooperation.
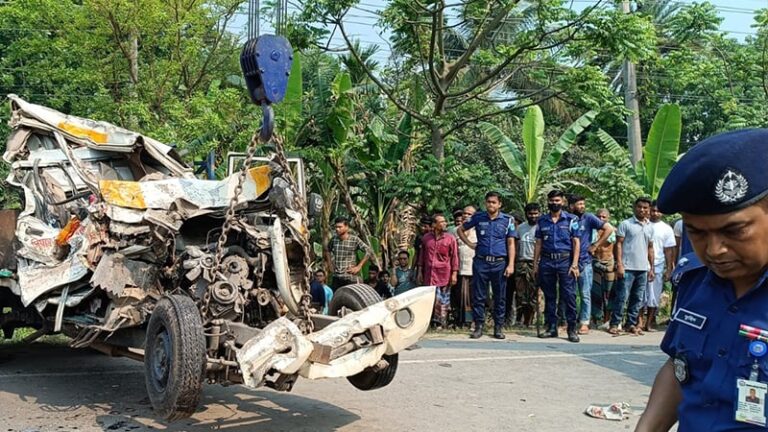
[336,18,432,126]
[442,90,564,137]
[442,0,519,88]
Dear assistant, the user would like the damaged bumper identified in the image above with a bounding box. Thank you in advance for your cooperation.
[235,286,435,388]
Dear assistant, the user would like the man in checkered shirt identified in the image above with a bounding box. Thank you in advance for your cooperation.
[328,216,372,291]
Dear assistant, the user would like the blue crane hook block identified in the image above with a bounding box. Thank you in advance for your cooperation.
[240,35,293,106]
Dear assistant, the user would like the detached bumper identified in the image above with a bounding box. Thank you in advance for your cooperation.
[235,286,435,388]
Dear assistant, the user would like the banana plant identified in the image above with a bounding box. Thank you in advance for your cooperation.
[585,104,682,198]
[479,105,598,203]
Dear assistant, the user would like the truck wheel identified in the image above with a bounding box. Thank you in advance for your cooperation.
[328,284,399,391]
[144,295,206,421]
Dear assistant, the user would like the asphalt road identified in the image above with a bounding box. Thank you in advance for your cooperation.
[0,330,669,432]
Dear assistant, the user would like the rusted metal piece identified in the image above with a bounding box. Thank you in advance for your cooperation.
[0,210,19,270]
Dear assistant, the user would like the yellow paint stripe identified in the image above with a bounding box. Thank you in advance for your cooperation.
[248,165,272,196]
[58,121,108,144]
[99,180,146,209]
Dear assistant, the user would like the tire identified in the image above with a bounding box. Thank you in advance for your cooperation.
[328,283,398,391]
[144,294,206,421]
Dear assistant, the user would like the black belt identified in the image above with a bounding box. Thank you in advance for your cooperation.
[543,252,570,260]
[476,255,506,263]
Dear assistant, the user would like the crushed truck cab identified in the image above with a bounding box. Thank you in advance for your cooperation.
[0,95,435,421]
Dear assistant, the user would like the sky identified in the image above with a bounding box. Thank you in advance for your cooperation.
[233,0,766,65]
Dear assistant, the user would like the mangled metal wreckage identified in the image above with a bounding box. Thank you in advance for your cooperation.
[0,95,435,420]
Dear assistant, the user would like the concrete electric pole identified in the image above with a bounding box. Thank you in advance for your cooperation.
[622,0,643,165]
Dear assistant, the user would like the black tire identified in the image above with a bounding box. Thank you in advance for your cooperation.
[144,294,206,421]
[328,283,398,391]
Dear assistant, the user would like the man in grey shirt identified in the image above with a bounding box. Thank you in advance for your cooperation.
[513,203,540,326]
[609,197,655,335]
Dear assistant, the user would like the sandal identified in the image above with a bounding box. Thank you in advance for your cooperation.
[608,326,620,335]
[627,325,644,336]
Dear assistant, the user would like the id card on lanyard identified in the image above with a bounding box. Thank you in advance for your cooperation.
[736,327,768,426]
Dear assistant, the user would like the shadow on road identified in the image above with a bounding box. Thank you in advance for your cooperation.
[0,344,360,432]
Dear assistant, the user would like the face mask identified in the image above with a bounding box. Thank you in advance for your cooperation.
[547,203,562,212]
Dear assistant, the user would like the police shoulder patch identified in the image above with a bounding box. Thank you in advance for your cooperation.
[671,252,705,287]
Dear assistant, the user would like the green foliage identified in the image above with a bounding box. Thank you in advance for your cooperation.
[385,156,500,213]
[643,104,681,197]
[479,106,597,203]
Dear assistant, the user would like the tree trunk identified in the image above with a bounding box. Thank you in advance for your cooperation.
[431,126,445,160]
[128,29,139,86]
[330,158,381,268]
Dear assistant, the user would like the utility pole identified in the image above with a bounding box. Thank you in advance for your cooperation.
[622,0,643,165]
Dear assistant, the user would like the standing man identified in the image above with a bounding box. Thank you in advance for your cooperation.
[391,250,416,296]
[458,192,517,339]
[636,129,768,431]
[412,215,433,272]
[534,190,580,342]
[643,201,676,331]
[456,205,477,328]
[419,213,459,329]
[514,203,540,327]
[569,194,615,334]
[608,197,654,335]
[591,208,617,329]
[328,216,372,291]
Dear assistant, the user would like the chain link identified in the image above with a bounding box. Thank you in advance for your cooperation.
[203,106,314,334]
[203,119,264,318]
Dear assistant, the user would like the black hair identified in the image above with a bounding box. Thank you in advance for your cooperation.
[397,249,410,258]
[524,203,541,212]
[452,209,464,218]
[635,196,653,206]
[485,191,502,201]
[512,213,523,224]
[569,193,586,203]
[419,215,433,225]
[369,265,380,272]
[334,216,349,225]
[651,199,659,207]
[314,269,326,275]
[379,270,390,277]
[547,190,565,199]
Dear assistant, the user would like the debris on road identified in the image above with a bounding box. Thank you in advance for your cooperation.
[584,402,631,421]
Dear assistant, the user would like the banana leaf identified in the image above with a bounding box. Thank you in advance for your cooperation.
[643,104,681,197]
[543,110,598,172]
[478,121,525,181]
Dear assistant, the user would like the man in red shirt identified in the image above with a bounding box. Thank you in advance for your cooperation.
[418,213,459,329]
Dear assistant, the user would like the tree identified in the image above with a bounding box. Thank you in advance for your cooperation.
[479,105,597,204]
[295,0,655,159]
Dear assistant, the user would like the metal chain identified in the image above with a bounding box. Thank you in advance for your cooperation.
[271,135,314,333]
[203,126,263,318]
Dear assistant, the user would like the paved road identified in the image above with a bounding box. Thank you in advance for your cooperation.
[0,330,668,432]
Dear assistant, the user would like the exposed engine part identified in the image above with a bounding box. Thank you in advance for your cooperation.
[221,255,251,290]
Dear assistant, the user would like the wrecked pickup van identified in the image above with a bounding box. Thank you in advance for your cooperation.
[0,94,435,420]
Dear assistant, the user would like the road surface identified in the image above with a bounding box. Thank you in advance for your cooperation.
[0,329,668,431]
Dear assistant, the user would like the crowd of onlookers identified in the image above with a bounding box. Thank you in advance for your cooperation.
[312,191,690,342]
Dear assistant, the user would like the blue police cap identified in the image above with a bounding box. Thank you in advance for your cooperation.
[657,128,768,215]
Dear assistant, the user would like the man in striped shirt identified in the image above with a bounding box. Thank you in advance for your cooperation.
[328,216,372,291]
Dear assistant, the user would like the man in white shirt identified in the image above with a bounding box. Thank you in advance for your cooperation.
[643,201,676,331]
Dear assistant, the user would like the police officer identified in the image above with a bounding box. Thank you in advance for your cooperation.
[457,191,517,340]
[533,190,581,343]
[637,129,768,431]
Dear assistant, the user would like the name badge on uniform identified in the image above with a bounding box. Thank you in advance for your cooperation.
[736,379,767,426]
[673,308,707,330]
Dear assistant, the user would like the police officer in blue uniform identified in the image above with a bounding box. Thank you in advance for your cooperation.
[458,191,518,340]
[637,129,768,431]
[533,190,581,343]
